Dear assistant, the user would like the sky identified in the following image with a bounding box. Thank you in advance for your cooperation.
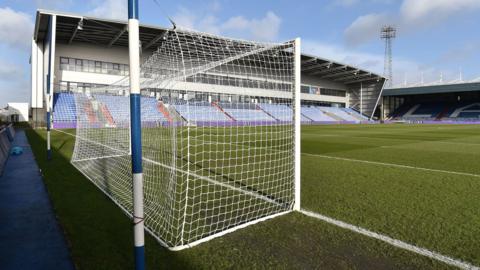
[1,0,480,107]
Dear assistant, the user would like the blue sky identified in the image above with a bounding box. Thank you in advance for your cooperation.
[1,0,480,106]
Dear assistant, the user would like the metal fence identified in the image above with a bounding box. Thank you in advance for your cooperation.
[0,124,15,175]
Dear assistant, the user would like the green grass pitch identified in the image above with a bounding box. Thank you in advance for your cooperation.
[26,124,480,269]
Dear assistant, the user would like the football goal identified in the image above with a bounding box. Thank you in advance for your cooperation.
[71,28,301,250]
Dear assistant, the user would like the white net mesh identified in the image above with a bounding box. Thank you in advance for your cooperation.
[72,29,298,249]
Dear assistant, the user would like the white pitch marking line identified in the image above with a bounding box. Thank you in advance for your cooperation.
[300,209,479,270]
[142,157,282,207]
[305,133,480,146]
[303,153,480,178]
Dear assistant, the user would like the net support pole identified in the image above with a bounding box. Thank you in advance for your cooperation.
[128,0,145,269]
[293,37,301,211]
[46,15,56,161]
[360,82,363,115]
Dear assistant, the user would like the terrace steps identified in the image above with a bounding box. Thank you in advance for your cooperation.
[100,104,115,126]
[301,113,314,121]
[158,102,173,123]
[85,100,97,123]
[320,110,344,121]
[436,106,451,121]
[346,109,365,121]
[256,105,280,121]
[212,102,236,121]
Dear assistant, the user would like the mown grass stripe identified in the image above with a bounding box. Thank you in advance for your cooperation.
[303,153,480,178]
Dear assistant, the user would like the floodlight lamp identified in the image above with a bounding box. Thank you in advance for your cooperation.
[77,19,84,30]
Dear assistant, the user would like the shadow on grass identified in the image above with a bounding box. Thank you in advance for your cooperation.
[25,129,194,270]
[25,128,456,270]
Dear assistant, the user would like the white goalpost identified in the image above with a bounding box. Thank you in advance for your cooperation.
[71,28,301,250]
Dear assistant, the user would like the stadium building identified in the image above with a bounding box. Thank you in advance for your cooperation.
[30,10,386,128]
[383,81,480,123]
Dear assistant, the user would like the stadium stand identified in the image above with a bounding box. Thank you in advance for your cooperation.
[301,106,335,122]
[319,107,358,121]
[390,102,480,122]
[51,94,373,126]
[344,108,369,121]
[53,93,76,124]
[94,95,167,124]
[174,101,232,122]
[301,106,370,123]
[257,103,292,121]
[140,97,167,122]
[94,95,130,123]
[301,114,313,122]
[218,103,275,122]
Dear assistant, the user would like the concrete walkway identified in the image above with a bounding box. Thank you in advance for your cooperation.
[0,129,75,270]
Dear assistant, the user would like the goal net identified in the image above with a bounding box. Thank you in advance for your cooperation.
[71,29,299,250]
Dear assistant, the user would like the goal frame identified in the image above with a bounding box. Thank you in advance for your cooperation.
[71,32,302,251]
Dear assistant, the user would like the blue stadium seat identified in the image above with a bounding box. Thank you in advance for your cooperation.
[173,102,231,122]
[219,103,275,121]
[257,103,292,121]
[301,106,335,122]
[53,93,76,123]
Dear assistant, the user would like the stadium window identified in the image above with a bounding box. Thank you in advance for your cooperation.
[69,82,78,92]
[320,88,346,97]
[60,57,69,70]
[82,60,89,72]
[102,62,108,74]
[207,76,215,85]
[104,63,112,74]
[59,56,129,76]
[68,58,75,71]
[95,61,102,73]
[88,60,95,73]
[301,85,310,93]
[59,81,68,92]
[75,59,83,72]
[112,64,120,75]
[310,86,320,95]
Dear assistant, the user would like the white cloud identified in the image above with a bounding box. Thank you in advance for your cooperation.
[0,63,23,80]
[401,0,480,22]
[438,42,480,63]
[303,40,386,73]
[0,59,28,107]
[331,0,394,8]
[35,0,73,10]
[89,0,127,21]
[172,7,282,42]
[332,0,360,7]
[0,7,34,51]
[0,79,30,107]
[172,7,197,29]
[303,39,457,86]
[221,12,281,41]
[344,13,392,47]
[344,0,480,47]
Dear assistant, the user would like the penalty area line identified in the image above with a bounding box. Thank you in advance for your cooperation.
[303,153,480,178]
[299,209,479,270]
